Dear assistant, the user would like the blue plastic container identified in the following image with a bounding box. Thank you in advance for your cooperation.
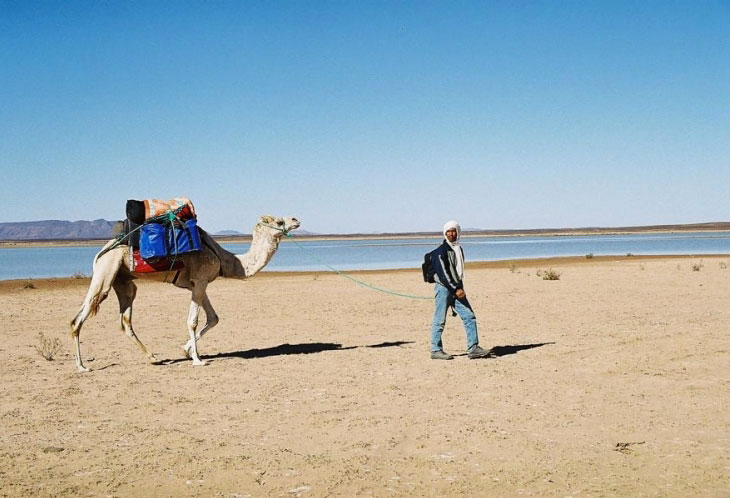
[139,223,168,259]
[168,218,202,255]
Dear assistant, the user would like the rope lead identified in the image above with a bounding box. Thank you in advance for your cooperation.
[281,231,434,300]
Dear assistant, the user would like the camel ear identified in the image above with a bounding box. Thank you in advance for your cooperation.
[260,215,274,224]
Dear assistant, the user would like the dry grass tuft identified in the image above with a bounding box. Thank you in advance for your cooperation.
[34,332,62,361]
[541,268,561,280]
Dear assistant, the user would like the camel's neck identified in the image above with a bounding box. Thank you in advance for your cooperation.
[235,230,281,278]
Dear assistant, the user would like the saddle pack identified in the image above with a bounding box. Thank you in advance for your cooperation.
[119,197,202,272]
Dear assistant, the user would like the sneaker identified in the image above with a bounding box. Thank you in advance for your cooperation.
[430,350,454,360]
[467,345,491,359]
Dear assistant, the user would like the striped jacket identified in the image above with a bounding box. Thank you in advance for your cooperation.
[430,240,465,294]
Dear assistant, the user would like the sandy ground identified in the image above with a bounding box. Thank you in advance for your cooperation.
[1,255,729,497]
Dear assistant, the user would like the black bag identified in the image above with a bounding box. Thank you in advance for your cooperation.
[123,218,141,248]
[421,249,436,283]
[126,199,146,225]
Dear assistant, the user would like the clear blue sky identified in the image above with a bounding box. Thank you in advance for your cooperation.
[2,1,728,234]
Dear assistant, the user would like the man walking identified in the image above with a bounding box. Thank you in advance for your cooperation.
[430,220,490,360]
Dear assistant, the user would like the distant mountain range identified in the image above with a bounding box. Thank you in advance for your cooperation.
[0,219,119,240]
[0,219,728,241]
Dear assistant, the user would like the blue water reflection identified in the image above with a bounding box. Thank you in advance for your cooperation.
[225,232,730,272]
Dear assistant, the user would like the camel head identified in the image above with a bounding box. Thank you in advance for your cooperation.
[255,215,301,240]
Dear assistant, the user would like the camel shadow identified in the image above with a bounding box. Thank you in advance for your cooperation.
[160,340,414,365]
[209,340,416,359]
[487,342,555,358]
[204,342,357,360]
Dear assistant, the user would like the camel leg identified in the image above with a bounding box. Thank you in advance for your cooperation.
[186,281,209,366]
[113,280,158,364]
[69,252,123,372]
[182,293,219,358]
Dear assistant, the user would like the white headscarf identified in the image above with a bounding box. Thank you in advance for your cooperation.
[443,220,464,279]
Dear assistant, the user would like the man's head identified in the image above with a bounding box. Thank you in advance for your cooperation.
[443,220,461,243]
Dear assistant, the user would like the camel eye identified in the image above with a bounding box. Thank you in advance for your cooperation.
[277,220,284,226]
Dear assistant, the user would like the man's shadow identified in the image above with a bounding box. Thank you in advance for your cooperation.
[451,342,554,359]
[160,340,415,365]
[486,342,555,358]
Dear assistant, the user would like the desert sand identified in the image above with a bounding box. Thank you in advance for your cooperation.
[1,255,729,497]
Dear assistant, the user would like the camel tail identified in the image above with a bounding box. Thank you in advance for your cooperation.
[87,293,103,319]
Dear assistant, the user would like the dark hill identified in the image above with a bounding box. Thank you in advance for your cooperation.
[0,219,119,240]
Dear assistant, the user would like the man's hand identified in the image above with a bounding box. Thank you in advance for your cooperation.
[455,288,465,299]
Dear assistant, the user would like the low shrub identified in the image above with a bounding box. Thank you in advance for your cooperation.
[541,268,561,280]
[34,332,62,361]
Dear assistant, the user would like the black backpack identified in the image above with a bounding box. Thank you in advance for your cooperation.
[421,249,437,283]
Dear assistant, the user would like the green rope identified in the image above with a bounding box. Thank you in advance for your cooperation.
[164,211,180,281]
[96,222,144,261]
[100,205,186,260]
[262,225,433,300]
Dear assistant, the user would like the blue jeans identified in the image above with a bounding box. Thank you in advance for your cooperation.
[431,283,479,352]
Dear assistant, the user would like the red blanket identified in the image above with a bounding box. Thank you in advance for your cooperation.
[132,249,184,273]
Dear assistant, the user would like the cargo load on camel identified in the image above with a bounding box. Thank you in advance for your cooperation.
[117,197,202,273]
[125,197,197,224]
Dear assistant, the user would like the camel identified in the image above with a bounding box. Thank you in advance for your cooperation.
[70,214,300,372]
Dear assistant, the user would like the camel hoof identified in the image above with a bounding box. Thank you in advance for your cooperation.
[76,365,90,373]
[192,359,208,366]
[148,354,160,364]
